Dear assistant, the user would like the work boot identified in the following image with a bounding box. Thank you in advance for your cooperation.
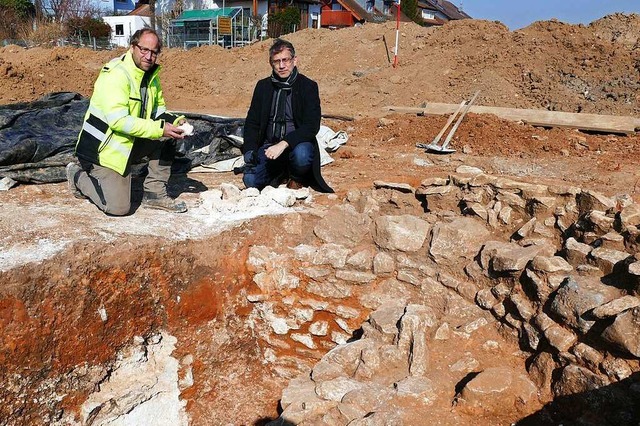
[286,179,304,190]
[65,162,86,199]
[142,192,188,213]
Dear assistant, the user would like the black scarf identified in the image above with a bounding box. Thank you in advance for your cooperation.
[270,66,298,141]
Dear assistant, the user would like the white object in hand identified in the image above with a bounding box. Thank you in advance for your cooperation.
[178,122,194,136]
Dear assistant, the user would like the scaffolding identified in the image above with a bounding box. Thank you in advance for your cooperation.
[168,8,252,49]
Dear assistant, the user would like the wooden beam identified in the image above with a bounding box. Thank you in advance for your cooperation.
[322,113,355,121]
[384,103,640,134]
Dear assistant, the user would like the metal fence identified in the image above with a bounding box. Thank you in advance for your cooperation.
[56,36,114,50]
[1,36,115,50]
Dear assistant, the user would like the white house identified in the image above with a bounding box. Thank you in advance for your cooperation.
[103,15,151,47]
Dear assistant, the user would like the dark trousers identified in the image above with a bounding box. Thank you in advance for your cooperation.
[243,142,314,190]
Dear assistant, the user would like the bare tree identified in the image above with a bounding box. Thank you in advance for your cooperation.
[46,0,98,21]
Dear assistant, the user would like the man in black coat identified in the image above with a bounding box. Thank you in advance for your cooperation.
[242,38,333,193]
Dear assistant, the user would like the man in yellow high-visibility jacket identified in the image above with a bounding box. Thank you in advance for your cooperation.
[67,28,189,215]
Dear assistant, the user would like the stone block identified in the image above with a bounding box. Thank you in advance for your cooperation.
[373,215,430,252]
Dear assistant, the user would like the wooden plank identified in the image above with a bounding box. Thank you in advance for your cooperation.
[384,103,640,134]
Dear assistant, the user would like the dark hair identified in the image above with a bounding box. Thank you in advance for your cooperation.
[269,38,295,59]
[130,28,162,52]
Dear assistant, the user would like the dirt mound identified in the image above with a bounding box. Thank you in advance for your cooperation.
[1,13,639,117]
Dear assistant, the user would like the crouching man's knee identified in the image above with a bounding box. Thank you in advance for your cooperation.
[243,173,258,189]
[103,200,131,216]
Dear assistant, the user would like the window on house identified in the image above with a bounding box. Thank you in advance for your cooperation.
[422,10,435,20]
[366,0,374,12]
[115,24,124,35]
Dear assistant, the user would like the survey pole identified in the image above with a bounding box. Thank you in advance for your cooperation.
[393,0,400,68]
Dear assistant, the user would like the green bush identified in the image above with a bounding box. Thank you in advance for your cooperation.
[66,16,111,38]
[400,0,419,23]
[271,7,300,27]
[268,6,300,37]
[0,0,34,20]
[0,0,35,39]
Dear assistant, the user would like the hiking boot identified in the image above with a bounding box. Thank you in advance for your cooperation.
[66,162,86,199]
[286,179,304,190]
[142,192,188,213]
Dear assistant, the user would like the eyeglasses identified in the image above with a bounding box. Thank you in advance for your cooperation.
[135,44,160,58]
[270,57,294,66]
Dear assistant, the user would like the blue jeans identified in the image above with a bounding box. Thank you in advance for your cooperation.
[243,142,314,190]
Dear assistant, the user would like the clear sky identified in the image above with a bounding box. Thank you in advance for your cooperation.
[457,0,640,30]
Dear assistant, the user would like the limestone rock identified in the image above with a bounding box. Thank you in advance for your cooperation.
[416,184,455,196]
[496,191,526,209]
[563,237,592,265]
[247,245,280,273]
[456,165,484,175]
[515,218,537,239]
[527,352,555,399]
[619,203,640,227]
[549,276,622,334]
[600,307,640,357]
[485,242,554,274]
[358,278,415,310]
[429,217,490,265]
[397,305,436,376]
[394,376,437,406]
[529,256,573,274]
[81,332,187,426]
[353,344,408,384]
[373,180,415,193]
[315,377,365,401]
[576,190,616,215]
[253,267,300,292]
[585,210,615,234]
[475,288,498,310]
[367,302,406,343]
[597,231,625,251]
[463,202,488,220]
[312,339,373,382]
[314,243,351,268]
[543,324,578,352]
[552,364,610,397]
[589,247,632,275]
[339,384,395,421]
[373,215,430,252]
[601,358,632,380]
[509,293,535,320]
[571,343,603,371]
[309,321,329,336]
[335,269,377,284]
[449,355,479,373]
[521,322,541,350]
[521,268,550,301]
[314,204,372,247]
[373,251,395,275]
[420,177,449,186]
[457,367,538,415]
[592,295,640,318]
[346,249,375,271]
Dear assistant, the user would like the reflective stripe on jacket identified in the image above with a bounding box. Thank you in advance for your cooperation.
[75,51,178,175]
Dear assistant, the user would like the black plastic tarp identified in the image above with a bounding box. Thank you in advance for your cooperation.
[0,92,245,184]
